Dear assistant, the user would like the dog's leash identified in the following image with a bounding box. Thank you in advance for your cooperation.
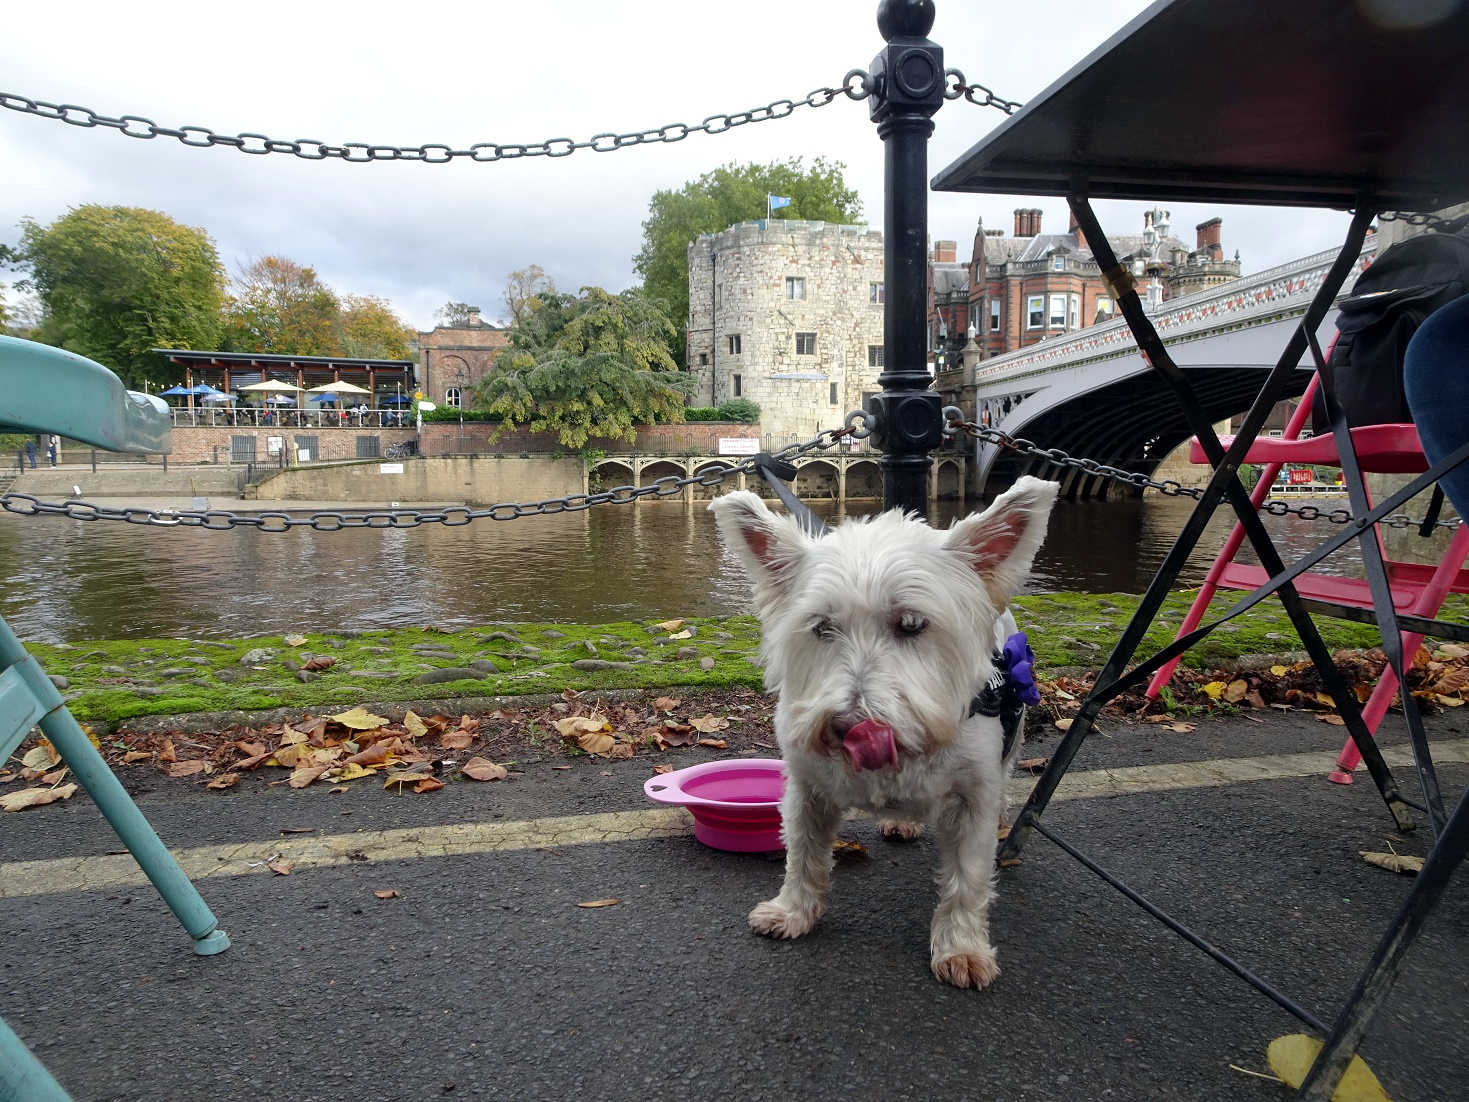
[752,454,1032,760]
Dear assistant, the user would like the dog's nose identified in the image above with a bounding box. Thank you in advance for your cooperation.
[828,711,864,738]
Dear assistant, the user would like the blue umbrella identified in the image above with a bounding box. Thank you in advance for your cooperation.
[159,385,193,397]
[381,393,411,406]
[309,393,340,404]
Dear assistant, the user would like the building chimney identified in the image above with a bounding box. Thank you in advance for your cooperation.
[1029,208,1043,236]
[467,306,482,327]
[1067,209,1086,250]
[933,240,957,263]
[1196,217,1223,260]
[1014,209,1029,237]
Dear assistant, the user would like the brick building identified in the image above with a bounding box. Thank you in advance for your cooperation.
[687,220,887,448]
[417,307,510,411]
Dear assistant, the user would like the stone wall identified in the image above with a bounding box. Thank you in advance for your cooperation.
[244,456,585,504]
[688,220,886,447]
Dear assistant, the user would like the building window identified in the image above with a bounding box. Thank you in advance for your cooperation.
[732,374,742,397]
[989,299,1001,332]
[446,386,462,409]
[795,332,816,355]
[699,352,708,366]
[829,382,838,404]
[786,277,806,300]
[1052,254,1065,272]
[728,334,741,355]
[1069,294,1080,329]
[869,282,885,304]
[1048,294,1067,328]
[1027,295,1044,329]
[868,345,884,367]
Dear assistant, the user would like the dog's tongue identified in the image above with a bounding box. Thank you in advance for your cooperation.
[843,719,898,771]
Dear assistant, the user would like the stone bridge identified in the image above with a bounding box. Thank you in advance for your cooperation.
[939,240,1379,497]
[589,449,967,505]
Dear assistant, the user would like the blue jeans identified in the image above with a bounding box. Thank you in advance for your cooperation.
[1404,293,1469,519]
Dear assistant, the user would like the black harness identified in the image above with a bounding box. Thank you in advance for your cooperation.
[753,454,1028,762]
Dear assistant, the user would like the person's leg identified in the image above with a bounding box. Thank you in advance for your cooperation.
[1404,293,1469,518]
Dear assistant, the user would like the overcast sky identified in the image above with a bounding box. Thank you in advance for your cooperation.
[0,0,1356,334]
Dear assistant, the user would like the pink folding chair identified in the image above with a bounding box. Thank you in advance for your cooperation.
[1146,371,1469,783]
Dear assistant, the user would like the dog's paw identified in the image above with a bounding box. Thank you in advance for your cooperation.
[748,899,819,939]
[931,949,1000,990]
[879,818,924,842]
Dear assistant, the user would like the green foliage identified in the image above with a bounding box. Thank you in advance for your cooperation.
[221,256,340,355]
[503,265,555,326]
[634,158,863,362]
[11,205,225,387]
[716,398,760,423]
[475,286,691,448]
[683,407,720,421]
[435,301,480,327]
[340,295,414,359]
[420,406,502,423]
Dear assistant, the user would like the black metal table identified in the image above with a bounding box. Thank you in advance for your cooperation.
[932,0,1469,1096]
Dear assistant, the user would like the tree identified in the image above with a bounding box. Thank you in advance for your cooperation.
[8,205,225,387]
[633,157,863,360]
[221,256,340,355]
[475,287,690,447]
[503,265,555,326]
[340,295,414,359]
[435,301,479,328]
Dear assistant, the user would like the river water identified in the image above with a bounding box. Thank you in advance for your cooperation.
[0,496,1361,644]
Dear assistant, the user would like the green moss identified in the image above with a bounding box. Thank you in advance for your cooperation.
[23,592,1465,724]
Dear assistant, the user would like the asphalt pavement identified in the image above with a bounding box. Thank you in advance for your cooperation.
[3,710,1467,1102]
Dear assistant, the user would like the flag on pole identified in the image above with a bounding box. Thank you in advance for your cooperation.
[767,194,792,218]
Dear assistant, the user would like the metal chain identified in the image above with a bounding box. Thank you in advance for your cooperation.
[1374,209,1469,234]
[0,428,851,532]
[942,410,1461,531]
[0,77,873,164]
[943,69,1023,115]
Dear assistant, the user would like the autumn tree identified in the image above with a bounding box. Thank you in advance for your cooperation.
[221,256,340,356]
[634,157,863,361]
[503,265,555,326]
[5,205,226,387]
[475,286,689,447]
[340,295,414,359]
[435,301,480,327]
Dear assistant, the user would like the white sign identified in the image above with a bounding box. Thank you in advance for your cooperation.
[378,463,405,475]
[417,401,437,412]
[718,437,760,456]
[266,435,284,455]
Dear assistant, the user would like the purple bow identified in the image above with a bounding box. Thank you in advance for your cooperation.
[1001,631,1040,707]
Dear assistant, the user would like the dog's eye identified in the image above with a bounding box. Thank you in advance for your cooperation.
[895,613,928,638]
[812,617,837,641]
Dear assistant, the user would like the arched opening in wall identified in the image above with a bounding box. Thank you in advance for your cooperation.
[640,460,687,499]
[935,460,961,500]
[590,461,635,493]
[846,460,882,500]
[690,461,733,500]
[793,459,839,501]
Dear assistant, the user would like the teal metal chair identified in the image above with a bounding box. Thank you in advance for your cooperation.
[0,336,229,1100]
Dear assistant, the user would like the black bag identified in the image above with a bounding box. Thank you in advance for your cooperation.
[1314,230,1469,431]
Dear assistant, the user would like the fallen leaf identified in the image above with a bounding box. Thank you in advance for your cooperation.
[267,860,294,876]
[330,707,390,731]
[832,839,867,862]
[689,714,729,733]
[1360,850,1424,875]
[1320,714,1347,725]
[1,783,78,812]
[462,758,508,782]
[122,750,152,764]
[696,738,728,749]
[1266,1034,1390,1100]
[609,742,635,759]
[1269,664,1289,677]
[1434,643,1469,660]
[288,765,330,788]
[1435,694,1464,707]
[577,731,616,756]
[21,743,59,771]
[1017,757,1049,772]
[1223,679,1248,704]
[283,634,307,647]
[652,763,673,775]
[413,776,445,794]
[374,889,399,899]
[660,722,697,747]
[40,767,70,785]
[382,769,428,791]
[555,715,610,737]
[1201,681,1226,701]
[1053,718,1073,732]
[345,743,390,768]
[403,710,429,738]
[279,725,308,745]
[333,762,375,782]
[158,739,177,763]
[439,730,474,751]
[167,760,209,777]
[652,697,680,713]
[302,655,337,672]
[576,898,620,908]
[207,773,240,790]
[1163,721,1196,733]
[653,619,684,632]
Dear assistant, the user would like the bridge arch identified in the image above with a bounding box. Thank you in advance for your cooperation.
[590,460,635,493]
[794,458,839,500]
[845,459,882,499]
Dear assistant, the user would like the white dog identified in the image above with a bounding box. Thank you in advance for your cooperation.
[709,476,1059,989]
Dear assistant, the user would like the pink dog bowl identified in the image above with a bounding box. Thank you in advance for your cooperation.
[643,758,786,852]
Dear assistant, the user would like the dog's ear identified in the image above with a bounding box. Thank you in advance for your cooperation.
[708,490,810,592]
[943,476,1059,606]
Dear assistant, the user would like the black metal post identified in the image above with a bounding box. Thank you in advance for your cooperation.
[869,0,945,518]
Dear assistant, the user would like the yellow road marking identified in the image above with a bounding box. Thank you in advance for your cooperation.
[2,740,1464,899]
